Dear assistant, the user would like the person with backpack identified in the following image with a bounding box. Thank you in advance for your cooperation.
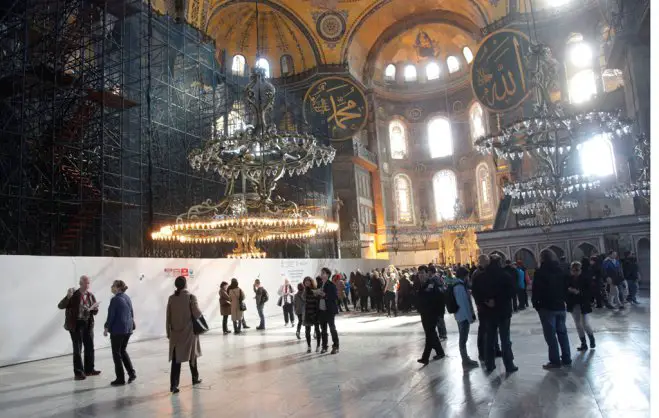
[416,265,446,365]
[447,267,479,369]
[254,279,269,330]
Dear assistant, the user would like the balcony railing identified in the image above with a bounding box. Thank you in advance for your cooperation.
[353,139,377,166]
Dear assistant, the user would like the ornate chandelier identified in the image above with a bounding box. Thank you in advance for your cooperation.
[151,68,337,258]
[474,42,642,229]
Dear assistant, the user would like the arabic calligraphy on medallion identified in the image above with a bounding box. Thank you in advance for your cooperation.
[471,29,531,113]
[303,77,368,141]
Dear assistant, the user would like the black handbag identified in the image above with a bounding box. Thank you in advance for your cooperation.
[240,302,247,311]
[190,296,209,335]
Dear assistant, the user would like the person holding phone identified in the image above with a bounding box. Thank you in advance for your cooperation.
[57,275,101,380]
[104,280,136,386]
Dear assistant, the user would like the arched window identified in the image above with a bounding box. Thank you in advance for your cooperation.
[447,56,460,73]
[427,117,453,158]
[569,69,597,104]
[280,55,294,76]
[469,102,486,141]
[385,64,396,80]
[433,170,458,222]
[426,62,440,80]
[579,133,615,177]
[394,174,415,224]
[404,64,417,82]
[231,55,246,76]
[389,120,408,159]
[476,163,493,218]
[255,57,270,78]
[462,46,474,64]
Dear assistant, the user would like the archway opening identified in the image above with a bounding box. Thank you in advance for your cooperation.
[514,248,537,270]
[572,242,598,261]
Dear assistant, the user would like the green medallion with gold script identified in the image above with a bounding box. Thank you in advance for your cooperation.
[303,77,368,141]
[471,29,531,113]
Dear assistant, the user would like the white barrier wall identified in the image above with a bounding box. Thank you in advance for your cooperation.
[0,255,389,367]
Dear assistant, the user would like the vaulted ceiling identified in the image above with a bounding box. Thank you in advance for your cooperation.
[154,0,527,82]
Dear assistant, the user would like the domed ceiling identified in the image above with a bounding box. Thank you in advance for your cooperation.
[370,23,479,83]
[171,0,516,79]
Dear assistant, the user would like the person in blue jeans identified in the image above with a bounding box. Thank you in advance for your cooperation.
[532,252,572,369]
[452,267,479,369]
[253,279,268,330]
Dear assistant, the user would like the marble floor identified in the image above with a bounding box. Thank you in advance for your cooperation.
[0,297,651,418]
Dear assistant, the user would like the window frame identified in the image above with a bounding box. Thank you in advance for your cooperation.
[425,61,440,80]
[432,170,458,222]
[255,57,270,78]
[384,64,396,81]
[447,56,460,74]
[476,162,493,219]
[389,119,408,160]
[462,46,474,64]
[427,116,453,159]
[231,54,246,76]
[403,64,417,82]
[469,102,487,142]
[393,173,416,225]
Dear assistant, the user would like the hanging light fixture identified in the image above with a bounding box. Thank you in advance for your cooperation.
[151,0,337,258]
[474,0,643,230]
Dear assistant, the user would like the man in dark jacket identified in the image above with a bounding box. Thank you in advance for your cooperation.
[354,271,368,312]
[532,252,572,369]
[473,255,518,373]
[58,275,101,380]
[622,252,640,304]
[319,267,340,354]
[504,260,519,312]
[416,265,446,365]
[471,255,499,361]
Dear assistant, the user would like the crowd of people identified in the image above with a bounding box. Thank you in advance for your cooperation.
[55,249,641,392]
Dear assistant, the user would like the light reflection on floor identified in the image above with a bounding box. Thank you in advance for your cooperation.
[0,296,650,418]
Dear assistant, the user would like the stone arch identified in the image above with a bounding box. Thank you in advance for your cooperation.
[572,241,598,261]
[540,245,565,262]
[513,247,537,270]
[489,250,507,260]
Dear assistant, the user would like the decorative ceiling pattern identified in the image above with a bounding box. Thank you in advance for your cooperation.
[178,0,512,78]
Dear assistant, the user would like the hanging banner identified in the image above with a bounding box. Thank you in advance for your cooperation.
[303,76,368,141]
[471,29,532,113]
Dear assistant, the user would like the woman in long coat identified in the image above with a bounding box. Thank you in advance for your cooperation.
[302,276,321,353]
[166,276,202,393]
[228,278,246,334]
[219,281,232,335]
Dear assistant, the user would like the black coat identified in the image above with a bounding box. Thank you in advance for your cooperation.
[566,272,592,314]
[622,258,639,281]
[472,264,514,319]
[532,261,569,311]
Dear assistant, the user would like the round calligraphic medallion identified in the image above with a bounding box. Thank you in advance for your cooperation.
[316,11,346,43]
[471,29,532,113]
[303,77,368,141]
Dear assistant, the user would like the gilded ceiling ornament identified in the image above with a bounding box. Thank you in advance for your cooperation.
[312,10,347,48]
[407,107,423,122]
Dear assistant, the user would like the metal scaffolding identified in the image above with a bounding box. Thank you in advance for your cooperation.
[0,0,335,258]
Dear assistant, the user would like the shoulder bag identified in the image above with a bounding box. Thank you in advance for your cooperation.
[190,295,209,335]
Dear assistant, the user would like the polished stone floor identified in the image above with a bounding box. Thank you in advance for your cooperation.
[0,296,651,418]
